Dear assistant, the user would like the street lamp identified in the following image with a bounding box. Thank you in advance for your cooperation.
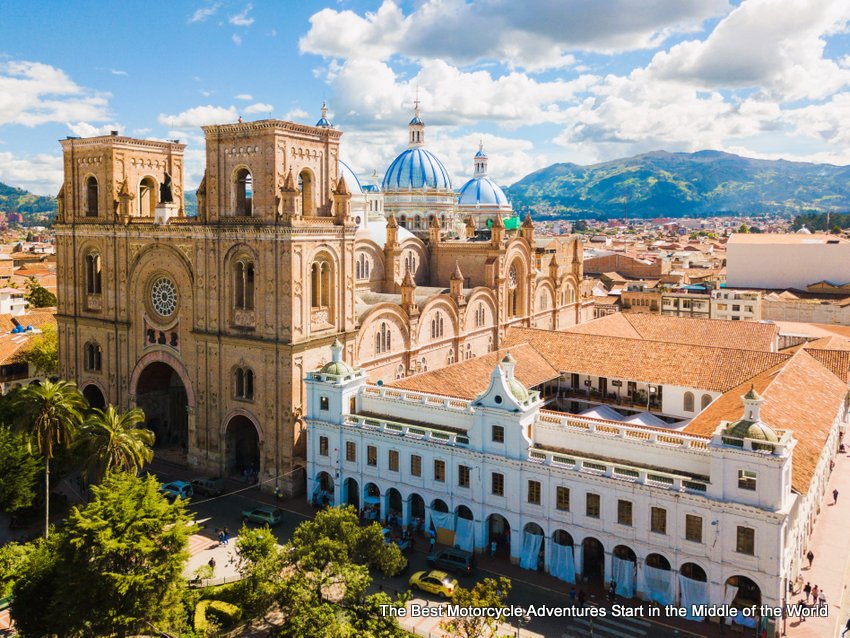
[515,613,530,637]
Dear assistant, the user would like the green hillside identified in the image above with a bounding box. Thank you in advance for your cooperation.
[507,150,850,219]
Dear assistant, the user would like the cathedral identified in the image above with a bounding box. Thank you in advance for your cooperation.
[54,104,586,495]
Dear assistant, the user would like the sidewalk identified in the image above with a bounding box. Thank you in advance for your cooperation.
[785,451,850,638]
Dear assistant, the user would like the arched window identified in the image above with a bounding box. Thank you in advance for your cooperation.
[400,215,407,228]
[395,364,405,380]
[465,343,473,360]
[233,260,255,310]
[139,176,157,216]
[404,253,416,276]
[447,349,454,365]
[539,291,548,311]
[414,215,421,230]
[310,258,333,309]
[235,168,253,216]
[684,391,695,412]
[85,176,99,217]
[299,169,315,216]
[430,312,444,339]
[85,252,102,294]
[84,342,102,372]
[701,394,712,410]
[234,367,254,400]
[356,253,370,280]
[507,263,520,318]
[474,302,486,328]
[376,322,391,355]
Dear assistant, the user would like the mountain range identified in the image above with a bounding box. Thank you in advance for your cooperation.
[506,150,850,219]
[4,149,850,222]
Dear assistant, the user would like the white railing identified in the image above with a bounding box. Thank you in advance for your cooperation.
[528,446,709,493]
[362,385,473,412]
[342,413,470,447]
[537,409,711,451]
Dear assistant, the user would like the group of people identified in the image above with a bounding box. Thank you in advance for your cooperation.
[216,527,230,546]
[568,587,588,607]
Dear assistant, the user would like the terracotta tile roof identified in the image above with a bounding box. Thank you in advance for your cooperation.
[388,343,559,400]
[0,308,57,331]
[505,327,788,392]
[564,313,778,352]
[685,350,847,494]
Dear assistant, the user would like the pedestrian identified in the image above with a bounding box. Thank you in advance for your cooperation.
[208,557,216,573]
[490,540,497,557]
[569,587,577,606]
[812,584,819,604]
[429,535,436,552]
[818,590,827,609]
[608,580,616,601]
[841,617,850,637]
[217,530,225,546]
[577,589,586,609]
[834,488,840,504]
[223,527,229,546]
[807,550,815,568]
[274,485,281,501]
[804,581,812,603]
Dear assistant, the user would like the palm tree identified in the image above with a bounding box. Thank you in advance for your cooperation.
[14,380,87,538]
[77,405,154,481]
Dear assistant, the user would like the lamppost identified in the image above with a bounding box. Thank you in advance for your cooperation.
[515,613,530,637]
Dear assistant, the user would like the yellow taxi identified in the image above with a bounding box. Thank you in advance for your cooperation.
[408,570,459,599]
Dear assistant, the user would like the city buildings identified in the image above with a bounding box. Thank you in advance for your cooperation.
[306,315,848,629]
[53,109,586,495]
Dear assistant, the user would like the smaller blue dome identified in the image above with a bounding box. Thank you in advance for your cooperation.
[458,176,509,207]
[409,116,424,126]
[338,160,363,195]
[474,149,487,158]
[316,116,332,127]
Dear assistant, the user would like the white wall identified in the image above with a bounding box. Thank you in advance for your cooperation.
[727,240,850,290]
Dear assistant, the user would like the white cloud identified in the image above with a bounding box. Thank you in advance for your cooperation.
[243,102,273,114]
[282,108,310,122]
[0,60,110,127]
[66,122,123,137]
[157,105,238,128]
[232,34,242,46]
[229,3,254,27]
[234,93,253,101]
[0,151,64,195]
[300,0,730,71]
[110,69,128,76]
[189,2,221,23]
[646,0,850,101]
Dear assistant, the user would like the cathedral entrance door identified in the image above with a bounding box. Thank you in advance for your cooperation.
[135,361,189,465]
[224,415,261,481]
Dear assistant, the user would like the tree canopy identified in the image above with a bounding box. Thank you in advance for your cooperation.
[11,472,196,636]
[440,577,512,638]
[16,323,58,377]
[0,425,41,512]
[25,278,57,308]
[76,405,153,481]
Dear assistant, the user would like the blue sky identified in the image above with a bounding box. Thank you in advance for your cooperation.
[1,0,849,195]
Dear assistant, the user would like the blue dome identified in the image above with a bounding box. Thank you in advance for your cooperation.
[316,116,332,127]
[383,148,452,191]
[474,149,487,158]
[458,176,509,207]
[409,116,424,125]
[338,160,363,195]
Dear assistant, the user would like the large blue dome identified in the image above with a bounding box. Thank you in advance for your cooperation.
[458,176,509,207]
[383,148,452,191]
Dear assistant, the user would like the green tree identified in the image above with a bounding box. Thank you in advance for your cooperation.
[76,405,153,482]
[0,426,41,511]
[0,540,37,598]
[737,223,750,233]
[832,225,842,234]
[14,380,86,538]
[9,538,66,637]
[274,506,408,638]
[235,524,287,616]
[440,577,512,638]
[16,323,58,377]
[25,278,57,308]
[12,473,196,636]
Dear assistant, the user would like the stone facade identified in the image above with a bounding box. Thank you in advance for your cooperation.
[55,120,585,496]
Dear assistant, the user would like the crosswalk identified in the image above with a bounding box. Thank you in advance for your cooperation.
[188,533,217,557]
[0,609,12,632]
[561,612,652,637]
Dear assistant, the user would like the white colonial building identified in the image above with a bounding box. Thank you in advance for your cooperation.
[306,320,849,631]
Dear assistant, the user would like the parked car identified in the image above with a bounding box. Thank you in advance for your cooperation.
[241,506,283,527]
[190,476,225,496]
[408,570,458,599]
[426,548,476,575]
[160,481,193,501]
[382,527,412,554]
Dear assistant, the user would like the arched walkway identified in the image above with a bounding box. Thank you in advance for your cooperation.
[223,414,261,481]
[409,493,425,529]
[487,513,511,559]
[612,545,637,597]
[725,575,762,611]
[386,488,403,526]
[430,498,448,513]
[521,522,545,571]
[363,482,381,521]
[82,384,106,410]
[314,471,334,507]
[681,562,706,582]
[646,553,671,570]
[455,505,473,520]
[552,530,574,547]
[344,477,359,510]
[133,360,189,464]
[582,537,605,584]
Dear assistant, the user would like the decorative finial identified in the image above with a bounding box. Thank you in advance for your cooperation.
[478,138,484,153]
[321,101,328,119]
[451,261,463,281]
[331,338,343,363]
[414,87,420,119]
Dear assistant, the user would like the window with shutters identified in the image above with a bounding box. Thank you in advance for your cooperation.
[651,507,667,534]
[556,487,570,511]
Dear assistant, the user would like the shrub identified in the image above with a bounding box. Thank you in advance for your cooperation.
[194,599,242,633]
